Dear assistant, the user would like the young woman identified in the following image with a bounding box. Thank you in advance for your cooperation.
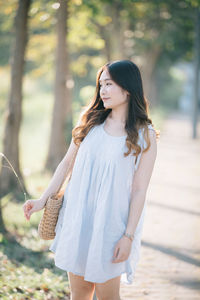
[23,59,159,300]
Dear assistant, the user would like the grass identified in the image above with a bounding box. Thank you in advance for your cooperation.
[0,199,70,299]
[0,75,72,299]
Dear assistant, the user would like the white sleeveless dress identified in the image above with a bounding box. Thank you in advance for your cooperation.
[49,120,155,285]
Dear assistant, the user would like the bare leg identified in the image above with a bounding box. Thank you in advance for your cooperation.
[68,272,95,300]
[95,275,121,300]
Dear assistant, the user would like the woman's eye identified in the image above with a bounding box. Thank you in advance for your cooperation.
[99,83,111,86]
[99,82,112,88]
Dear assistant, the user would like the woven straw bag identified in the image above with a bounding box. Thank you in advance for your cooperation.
[38,191,64,240]
[38,169,73,240]
[38,141,78,240]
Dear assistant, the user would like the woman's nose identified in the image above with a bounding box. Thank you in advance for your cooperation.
[100,85,106,95]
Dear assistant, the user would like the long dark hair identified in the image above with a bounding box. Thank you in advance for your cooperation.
[72,59,159,158]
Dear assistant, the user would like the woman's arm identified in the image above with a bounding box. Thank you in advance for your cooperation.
[125,129,157,238]
[23,137,80,220]
[39,137,79,206]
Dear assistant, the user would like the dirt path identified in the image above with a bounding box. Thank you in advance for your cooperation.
[120,111,200,300]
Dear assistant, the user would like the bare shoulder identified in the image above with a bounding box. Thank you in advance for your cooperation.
[132,126,157,193]
[148,126,157,147]
[143,126,157,162]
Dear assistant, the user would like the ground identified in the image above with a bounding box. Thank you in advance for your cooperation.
[120,111,200,300]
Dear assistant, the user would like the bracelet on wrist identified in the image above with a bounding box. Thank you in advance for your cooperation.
[123,232,134,242]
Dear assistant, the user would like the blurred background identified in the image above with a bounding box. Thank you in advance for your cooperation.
[0,0,199,299]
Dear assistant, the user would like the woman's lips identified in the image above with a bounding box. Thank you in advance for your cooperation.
[102,97,110,101]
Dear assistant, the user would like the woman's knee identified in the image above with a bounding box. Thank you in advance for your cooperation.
[71,290,95,300]
[68,272,95,300]
[95,295,121,300]
[95,275,121,300]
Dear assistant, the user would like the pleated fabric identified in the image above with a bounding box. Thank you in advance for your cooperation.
[49,121,155,285]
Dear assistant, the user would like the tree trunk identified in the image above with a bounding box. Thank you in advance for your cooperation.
[110,1,125,61]
[89,1,129,62]
[0,0,31,232]
[140,46,161,107]
[45,0,72,172]
[0,0,31,198]
[192,8,200,139]
[97,21,112,62]
[0,201,7,234]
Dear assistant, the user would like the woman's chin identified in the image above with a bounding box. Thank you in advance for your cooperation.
[103,102,112,109]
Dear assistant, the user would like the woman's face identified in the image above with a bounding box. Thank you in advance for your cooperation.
[99,69,129,110]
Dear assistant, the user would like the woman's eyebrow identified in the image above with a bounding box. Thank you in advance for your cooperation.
[99,78,111,83]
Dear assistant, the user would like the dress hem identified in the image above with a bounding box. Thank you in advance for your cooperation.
[55,260,134,284]
[49,245,137,285]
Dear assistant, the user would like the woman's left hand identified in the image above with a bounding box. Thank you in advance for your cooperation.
[112,235,132,263]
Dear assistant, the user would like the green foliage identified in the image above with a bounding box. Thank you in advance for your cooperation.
[0,169,71,297]
[0,246,70,299]
[0,194,70,299]
[0,1,18,66]
[0,0,198,113]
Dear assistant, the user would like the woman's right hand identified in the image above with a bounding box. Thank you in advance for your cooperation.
[23,199,45,221]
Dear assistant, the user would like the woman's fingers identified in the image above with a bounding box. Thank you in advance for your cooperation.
[23,199,45,221]
[23,201,33,220]
[112,237,132,264]
[112,247,127,263]
[114,246,119,258]
[112,246,120,262]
